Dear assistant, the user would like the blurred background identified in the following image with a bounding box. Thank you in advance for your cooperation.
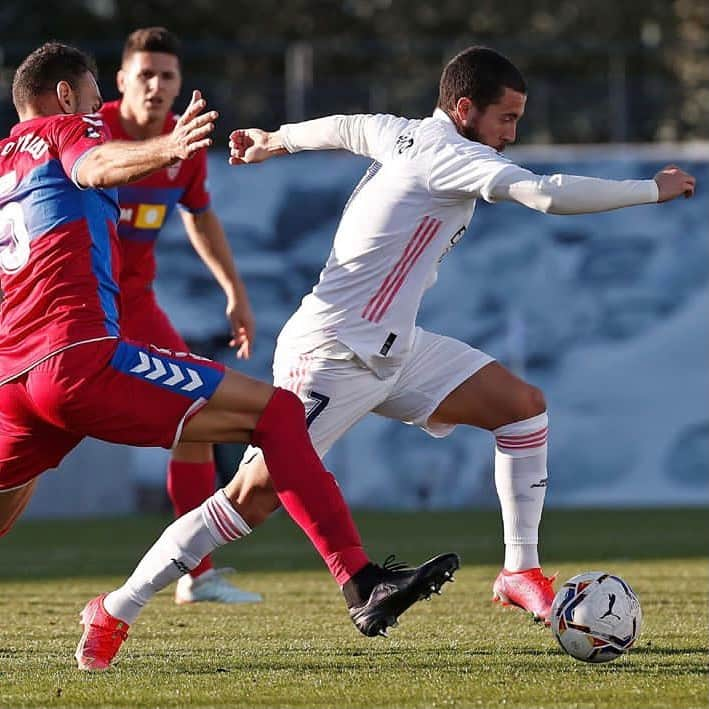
[2,0,706,516]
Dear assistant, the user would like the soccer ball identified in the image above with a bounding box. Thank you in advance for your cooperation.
[550,571,642,663]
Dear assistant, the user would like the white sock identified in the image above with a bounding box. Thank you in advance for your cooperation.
[494,412,548,573]
[104,490,251,624]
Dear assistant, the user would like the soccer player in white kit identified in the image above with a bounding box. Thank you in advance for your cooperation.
[242,47,695,627]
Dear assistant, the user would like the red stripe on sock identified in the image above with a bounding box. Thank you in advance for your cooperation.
[206,498,232,542]
[209,497,242,541]
[497,431,548,449]
[497,427,548,445]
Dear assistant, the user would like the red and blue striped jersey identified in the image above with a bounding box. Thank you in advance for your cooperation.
[0,112,121,384]
[99,100,210,299]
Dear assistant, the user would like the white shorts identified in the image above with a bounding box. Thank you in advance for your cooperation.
[271,327,494,457]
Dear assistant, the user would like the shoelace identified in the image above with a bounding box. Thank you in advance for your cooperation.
[540,571,559,588]
[87,622,128,645]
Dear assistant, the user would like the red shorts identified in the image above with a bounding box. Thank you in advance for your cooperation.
[0,338,225,490]
[121,290,189,352]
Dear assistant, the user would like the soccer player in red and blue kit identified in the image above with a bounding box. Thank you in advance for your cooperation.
[99,27,258,605]
[0,41,459,671]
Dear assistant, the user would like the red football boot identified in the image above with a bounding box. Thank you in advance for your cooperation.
[75,594,129,670]
[492,568,557,626]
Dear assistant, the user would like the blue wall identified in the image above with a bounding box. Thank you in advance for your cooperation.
[26,148,708,516]
[151,149,709,508]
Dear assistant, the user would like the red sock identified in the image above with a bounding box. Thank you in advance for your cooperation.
[167,460,216,578]
[252,388,369,585]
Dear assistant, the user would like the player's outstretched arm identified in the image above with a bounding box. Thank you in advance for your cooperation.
[486,163,696,215]
[229,114,408,166]
[76,91,218,188]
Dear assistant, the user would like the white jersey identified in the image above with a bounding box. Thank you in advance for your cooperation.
[277,109,658,379]
[279,109,515,378]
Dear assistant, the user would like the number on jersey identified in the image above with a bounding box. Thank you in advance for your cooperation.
[0,201,30,275]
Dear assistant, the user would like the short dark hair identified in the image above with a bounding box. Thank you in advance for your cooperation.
[437,46,526,113]
[122,27,181,65]
[12,42,97,112]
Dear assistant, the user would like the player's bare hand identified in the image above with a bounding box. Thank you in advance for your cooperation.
[228,129,285,165]
[170,90,218,161]
[654,165,696,202]
[227,296,255,360]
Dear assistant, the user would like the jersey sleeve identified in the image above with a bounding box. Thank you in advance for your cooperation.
[488,166,660,214]
[427,139,518,201]
[281,114,412,163]
[50,114,113,188]
[178,147,211,213]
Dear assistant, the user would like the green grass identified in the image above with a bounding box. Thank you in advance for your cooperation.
[0,509,707,709]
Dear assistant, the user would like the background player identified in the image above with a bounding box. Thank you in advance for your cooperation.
[99,27,257,605]
[0,42,458,671]
[225,46,696,625]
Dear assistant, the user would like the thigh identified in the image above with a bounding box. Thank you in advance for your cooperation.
[0,378,82,491]
[0,478,38,536]
[27,339,225,449]
[374,328,494,437]
[180,367,275,444]
[430,360,544,431]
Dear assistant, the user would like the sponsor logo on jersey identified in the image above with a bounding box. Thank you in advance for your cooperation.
[134,203,167,229]
[119,207,134,223]
[438,225,467,263]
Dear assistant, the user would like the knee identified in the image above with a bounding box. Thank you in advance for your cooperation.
[225,457,281,528]
[259,388,306,432]
[275,388,306,418]
[521,384,546,419]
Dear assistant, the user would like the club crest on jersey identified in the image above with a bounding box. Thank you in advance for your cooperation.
[166,161,182,181]
[395,134,414,154]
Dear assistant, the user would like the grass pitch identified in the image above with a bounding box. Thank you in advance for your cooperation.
[0,508,707,708]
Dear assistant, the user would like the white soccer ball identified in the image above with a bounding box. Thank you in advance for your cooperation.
[550,571,642,663]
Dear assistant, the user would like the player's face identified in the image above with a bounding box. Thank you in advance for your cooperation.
[463,88,526,152]
[118,51,181,125]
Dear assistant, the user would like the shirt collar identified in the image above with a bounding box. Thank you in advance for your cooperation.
[433,107,455,125]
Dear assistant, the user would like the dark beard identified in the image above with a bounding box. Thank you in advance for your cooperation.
[459,122,481,143]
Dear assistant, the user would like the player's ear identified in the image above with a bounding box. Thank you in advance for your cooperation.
[455,96,477,123]
[116,69,126,94]
[55,80,75,114]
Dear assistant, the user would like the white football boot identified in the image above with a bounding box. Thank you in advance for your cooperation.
[175,568,262,605]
